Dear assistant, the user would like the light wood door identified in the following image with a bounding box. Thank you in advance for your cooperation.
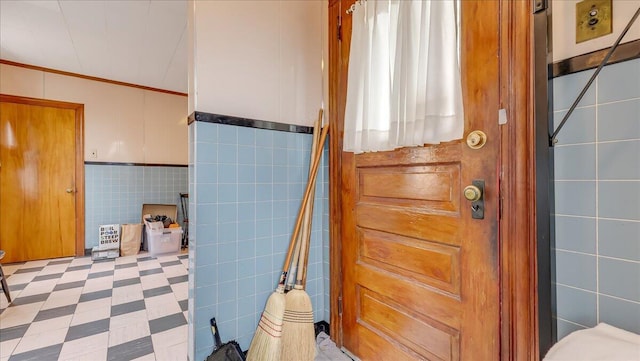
[332,1,502,359]
[0,97,83,263]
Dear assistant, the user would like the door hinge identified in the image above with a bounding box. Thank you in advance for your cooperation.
[338,296,343,315]
[337,16,342,41]
[533,0,547,14]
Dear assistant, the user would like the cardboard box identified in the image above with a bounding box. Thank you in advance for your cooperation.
[141,204,177,223]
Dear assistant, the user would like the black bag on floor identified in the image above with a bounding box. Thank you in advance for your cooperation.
[205,318,245,361]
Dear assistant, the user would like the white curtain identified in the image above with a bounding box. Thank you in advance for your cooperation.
[344,0,464,153]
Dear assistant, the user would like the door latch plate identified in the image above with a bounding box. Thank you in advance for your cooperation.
[470,180,485,219]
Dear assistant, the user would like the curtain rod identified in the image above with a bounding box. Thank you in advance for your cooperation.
[346,0,365,15]
[550,6,640,146]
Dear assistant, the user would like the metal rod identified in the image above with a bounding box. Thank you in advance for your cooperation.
[346,0,364,15]
[550,6,640,146]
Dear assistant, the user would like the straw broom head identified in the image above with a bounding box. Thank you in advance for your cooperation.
[280,143,321,360]
[280,284,316,361]
[246,288,285,361]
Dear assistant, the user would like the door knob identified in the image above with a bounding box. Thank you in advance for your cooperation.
[463,185,482,202]
[66,188,74,193]
[464,180,485,219]
[466,130,487,149]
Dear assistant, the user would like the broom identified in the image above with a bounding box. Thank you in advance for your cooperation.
[280,209,317,361]
[246,119,328,361]
[280,128,328,361]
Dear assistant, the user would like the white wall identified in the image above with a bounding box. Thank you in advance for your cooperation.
[0,63,188,164]
[552,0,640,61]
[188,0,196,116]
[190,0,324,126]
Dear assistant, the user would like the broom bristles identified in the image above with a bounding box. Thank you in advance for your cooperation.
[246,290,285,361]
[280,288,316,361]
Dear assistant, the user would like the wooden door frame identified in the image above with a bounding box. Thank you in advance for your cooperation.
[497,1,540,359]
[0,94,85,258]
[328,1,540,360]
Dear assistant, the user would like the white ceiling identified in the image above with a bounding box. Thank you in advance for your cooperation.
[0,0,188,93]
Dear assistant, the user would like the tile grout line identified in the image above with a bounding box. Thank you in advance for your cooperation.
[552,140,640,148]
[555,282,640,305]
[555,180,640,182]
[553,95,640,113]
[555,316,590,329]
[555,248,640,264]
[554,214,640,223]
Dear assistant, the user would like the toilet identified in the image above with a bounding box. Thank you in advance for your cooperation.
[544,323,640,361]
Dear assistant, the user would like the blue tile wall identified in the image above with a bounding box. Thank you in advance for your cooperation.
[556,284,597,328]
[85,164,188,249]
[553,58,640,339]
[188,121,328,361]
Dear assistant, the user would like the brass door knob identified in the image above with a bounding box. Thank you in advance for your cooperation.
[66,188,74,193]
[463,185,482,202]
[466,130,487,149]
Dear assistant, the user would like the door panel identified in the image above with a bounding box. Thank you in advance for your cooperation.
[336,1,501,359]
[357,204,461,246]
[358,228,460,293]
[359,288,459,360]
[358,165,461,212]
[0,100,79,263]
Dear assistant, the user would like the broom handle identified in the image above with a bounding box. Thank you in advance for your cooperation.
[296,146,321,287]
[301,135,322,287]
[298,114,321,287]
[294,168,315,287]
[278,122,329,286]
[287,112,321,289]
[300,171,317,287]
[286,228,304,289]
[296,183,311,286]
[296,115,325,286]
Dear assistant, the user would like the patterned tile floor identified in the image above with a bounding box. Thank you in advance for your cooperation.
[0,252,188,361]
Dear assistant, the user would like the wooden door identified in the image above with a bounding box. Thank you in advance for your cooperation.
[332,1,503,359]
[0,96,84,263]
